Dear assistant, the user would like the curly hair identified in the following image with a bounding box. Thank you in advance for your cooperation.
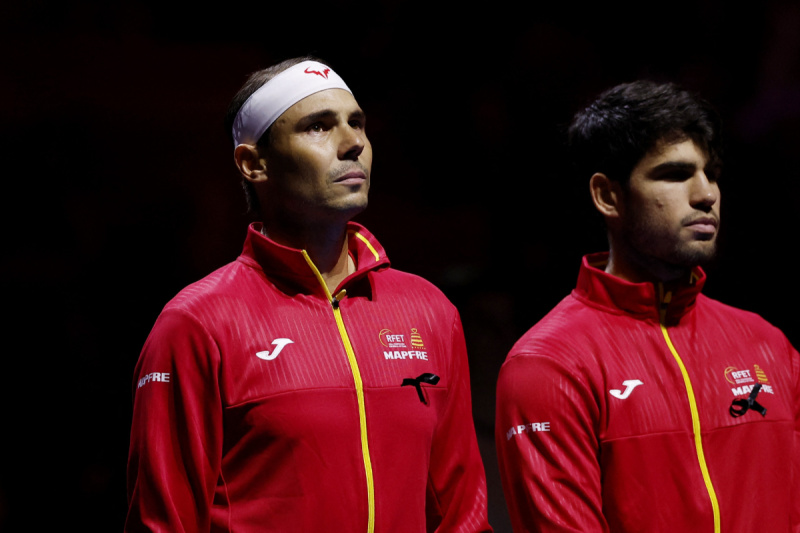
[568,80,723,185]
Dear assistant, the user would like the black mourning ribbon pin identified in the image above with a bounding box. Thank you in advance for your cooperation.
[401,373,440,404]
[729,383,768,418]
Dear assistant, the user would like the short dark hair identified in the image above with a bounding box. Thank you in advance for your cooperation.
[224,55,328,217]
[567,80,723,184]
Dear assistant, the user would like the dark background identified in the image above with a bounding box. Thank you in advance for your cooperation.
[3,1,800,530]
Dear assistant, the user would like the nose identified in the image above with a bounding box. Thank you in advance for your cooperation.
[338,123,366,161]
[689,171,719,211]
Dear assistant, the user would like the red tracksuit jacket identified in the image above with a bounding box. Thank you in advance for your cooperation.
[126,222,491,532]
[496,253,800,532]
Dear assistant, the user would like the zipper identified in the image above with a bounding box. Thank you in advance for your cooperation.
[302,251,375,533]
[657,283,721,533]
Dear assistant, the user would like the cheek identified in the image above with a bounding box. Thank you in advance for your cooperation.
[286,149,332,186]
[360,141,374,171]
[643,192,679,223]
[267,142,305,177]
[629,201,671,235]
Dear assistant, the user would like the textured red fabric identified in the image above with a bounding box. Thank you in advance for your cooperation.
[126,222,491,533]
[496,253,800,532]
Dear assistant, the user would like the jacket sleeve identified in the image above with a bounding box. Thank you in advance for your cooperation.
[125,309,223,533]
[495,351,609,533]
[425,313,492,532]
[792,342,800,532]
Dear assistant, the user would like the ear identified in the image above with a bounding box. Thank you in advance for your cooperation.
[589,172,623,219]
[234,144,268,184]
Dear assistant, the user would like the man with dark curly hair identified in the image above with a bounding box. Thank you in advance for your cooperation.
[496,80,799,532]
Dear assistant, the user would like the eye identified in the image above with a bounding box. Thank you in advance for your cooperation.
[308,122,324,133]
[348,111,366,130]
[650,165,695,182]
[705,164,722,183]
[663,170,693,182]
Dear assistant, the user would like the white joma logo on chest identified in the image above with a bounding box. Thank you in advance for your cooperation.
[256,338,294,360]
[609,379,644,399]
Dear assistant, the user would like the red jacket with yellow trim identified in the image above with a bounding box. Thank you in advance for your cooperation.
[126,222,491,533]
[496,252,800,532]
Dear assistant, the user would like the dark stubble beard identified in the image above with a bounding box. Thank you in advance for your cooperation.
[621,214,719,281]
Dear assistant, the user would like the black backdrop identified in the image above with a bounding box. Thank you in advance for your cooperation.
[3,1,800,530]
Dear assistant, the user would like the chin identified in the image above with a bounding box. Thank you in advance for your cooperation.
[674,242,717,267]
[335,198,368,219]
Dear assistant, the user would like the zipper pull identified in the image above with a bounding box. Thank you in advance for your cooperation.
[331,289,347,309]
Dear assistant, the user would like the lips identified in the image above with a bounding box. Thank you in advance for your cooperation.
[685,216,718,235]
[333,166,368,186]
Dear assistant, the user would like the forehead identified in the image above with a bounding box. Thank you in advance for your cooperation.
[277,89,362,124]
[634,138,709,173]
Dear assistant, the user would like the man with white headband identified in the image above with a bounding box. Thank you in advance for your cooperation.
[126,56,493,532]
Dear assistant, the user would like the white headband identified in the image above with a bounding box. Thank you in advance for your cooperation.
[232,60,352,146]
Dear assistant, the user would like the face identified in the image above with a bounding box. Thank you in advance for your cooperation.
[261,88,372,225]
[615,138,721,280]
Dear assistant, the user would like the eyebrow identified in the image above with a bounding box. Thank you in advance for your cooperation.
[298,109,337,126]
[349,109,366,123]
[647,159,722,181]
[650,161,698,173]
[298,108,366,127]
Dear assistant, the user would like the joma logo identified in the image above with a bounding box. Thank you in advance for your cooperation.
[256,338,294,360]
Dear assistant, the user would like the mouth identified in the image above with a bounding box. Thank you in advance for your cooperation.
[684,215,719,236]
[333,167,368,186]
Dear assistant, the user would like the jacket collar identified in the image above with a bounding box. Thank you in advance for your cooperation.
[573,252,706,323]
[236,221,391,297]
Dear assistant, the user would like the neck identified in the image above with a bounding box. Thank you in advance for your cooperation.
[261,218,354,293]
[605,238,690,285]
